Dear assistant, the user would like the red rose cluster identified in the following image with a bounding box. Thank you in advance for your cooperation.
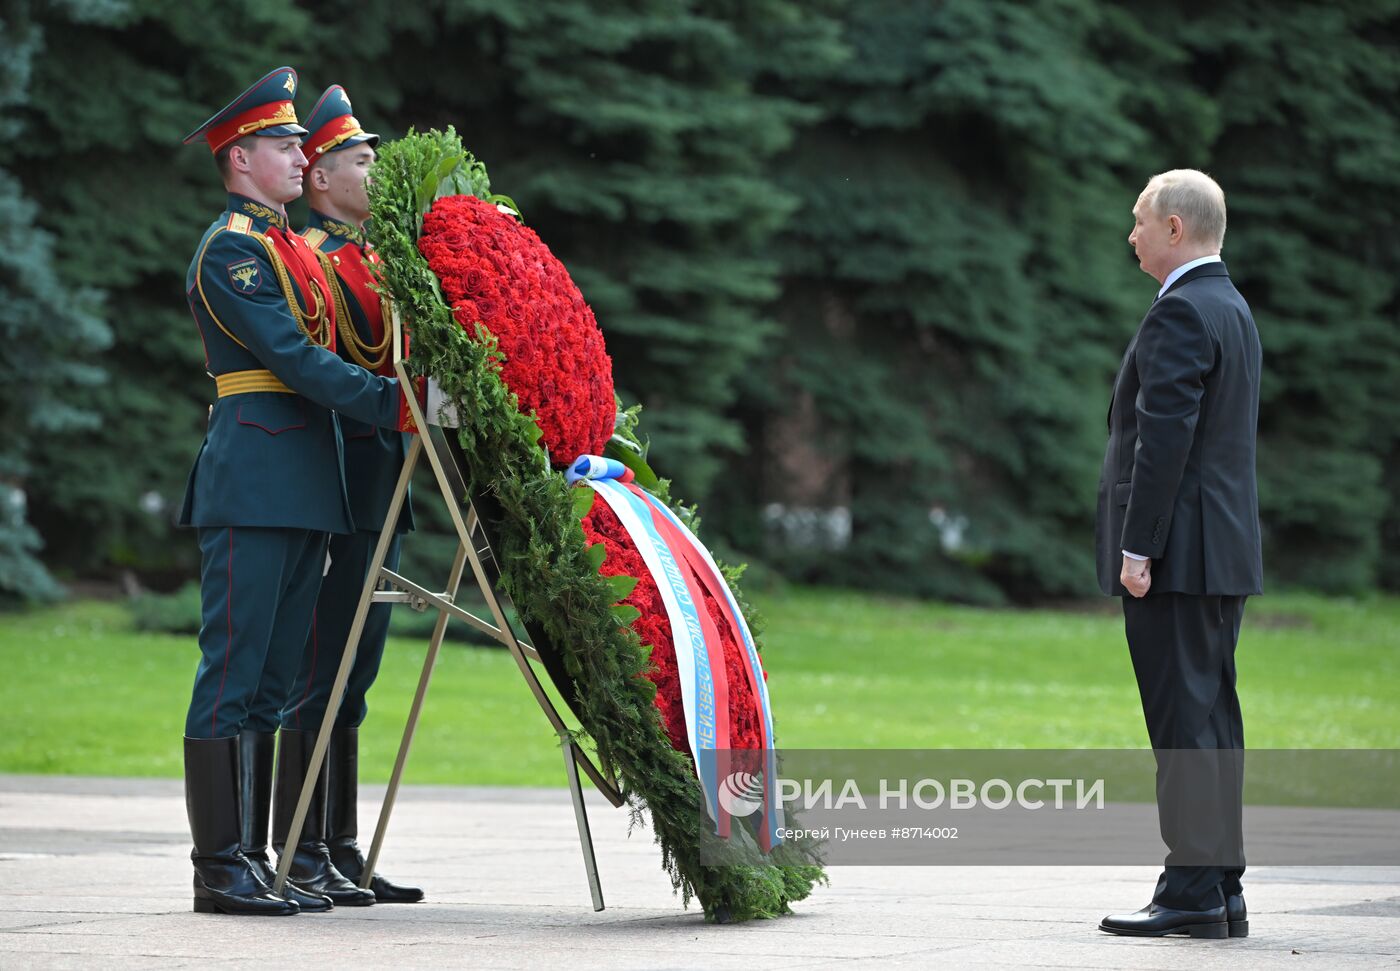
[581,498,766,757]
[418,194,616,464]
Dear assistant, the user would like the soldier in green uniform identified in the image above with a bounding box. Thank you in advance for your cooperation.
[180,67,426,917]
[269,84,424,903]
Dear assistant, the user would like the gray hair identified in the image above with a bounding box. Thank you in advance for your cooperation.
[1141,169,1227,249]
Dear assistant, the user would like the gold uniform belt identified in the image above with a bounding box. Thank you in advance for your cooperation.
[214,369,293,397]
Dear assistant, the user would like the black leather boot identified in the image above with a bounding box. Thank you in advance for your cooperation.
[184,736,298,916]
[238,731,333,913]
[327,726,424,903]
[272,729,375,906]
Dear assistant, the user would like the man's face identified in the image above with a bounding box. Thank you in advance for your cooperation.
[1127,193,1176,283]
[240,135,308,204]
[314,143,376,223]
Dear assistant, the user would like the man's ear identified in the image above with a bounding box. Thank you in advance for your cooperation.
[310,164,330,192]
[228,142,254,174]
[1168,213,1184,243]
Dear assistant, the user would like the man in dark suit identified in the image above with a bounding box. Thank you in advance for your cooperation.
[1095,169,1263,939]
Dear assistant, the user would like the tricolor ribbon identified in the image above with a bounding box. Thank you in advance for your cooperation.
[570,454,783,850]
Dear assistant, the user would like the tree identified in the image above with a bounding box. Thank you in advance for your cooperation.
[723,0,1400,599]
[6,0,1398,601]
[0,0,111,602]
[729,0,1157,600]
[16,0,311,585]
[1162,0,1400,592]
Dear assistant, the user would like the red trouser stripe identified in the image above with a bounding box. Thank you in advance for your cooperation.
[210,527,234,736]
[295,608,320,730]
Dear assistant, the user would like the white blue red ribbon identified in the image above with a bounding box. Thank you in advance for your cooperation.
[566,454,633,485]
[570,454,782,850]
[581,475,720,824]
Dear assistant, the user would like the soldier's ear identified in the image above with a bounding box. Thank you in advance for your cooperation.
[227,140,257,174]
[310,163,331,192]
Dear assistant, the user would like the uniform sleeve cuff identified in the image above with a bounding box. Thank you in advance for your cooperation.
[398,376,427,434]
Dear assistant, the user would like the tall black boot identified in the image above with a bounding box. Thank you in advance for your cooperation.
[272,729,375,906]
[327,726,424,903]
[184,736,298,916]
[238,731,334,913]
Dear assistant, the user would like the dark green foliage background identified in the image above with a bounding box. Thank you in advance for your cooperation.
[2,0,1396,602]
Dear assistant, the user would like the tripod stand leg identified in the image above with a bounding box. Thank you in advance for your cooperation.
[273,435,421,896]
[561,733,605,912]
[360,539,470,888]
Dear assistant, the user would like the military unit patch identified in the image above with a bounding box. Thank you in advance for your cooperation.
[227,258,262,294]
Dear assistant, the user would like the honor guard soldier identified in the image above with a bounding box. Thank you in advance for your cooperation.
[270,84,424,903]
[179,67,424,917]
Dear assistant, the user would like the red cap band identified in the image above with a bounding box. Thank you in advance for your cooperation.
[303,115,367,168]
[206,100,298,154]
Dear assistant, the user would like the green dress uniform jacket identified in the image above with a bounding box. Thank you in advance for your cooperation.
[179,194,405,535]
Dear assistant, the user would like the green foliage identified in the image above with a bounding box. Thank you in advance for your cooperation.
[714,0,1400,599]
[9,0,313,588]
[369,129,822,921]
[1161,1,1400,592]
[3,0,1396,604]
[0,3,112,602]
[127,581,202,634]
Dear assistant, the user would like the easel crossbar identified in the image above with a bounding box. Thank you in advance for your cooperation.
[373,568,541,662]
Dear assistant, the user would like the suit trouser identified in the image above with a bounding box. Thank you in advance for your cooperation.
[1123,592,1246,911]
[186,526,330,738]
[270,530,403,732]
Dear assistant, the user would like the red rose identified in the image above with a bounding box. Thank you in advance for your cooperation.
[417,194,616,463]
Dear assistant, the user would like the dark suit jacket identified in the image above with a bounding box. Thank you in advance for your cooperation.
[1095,261,1263,597]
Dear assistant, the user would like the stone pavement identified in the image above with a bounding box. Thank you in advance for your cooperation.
[1,774,1397,969]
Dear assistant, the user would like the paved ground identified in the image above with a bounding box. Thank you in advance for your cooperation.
[2,774,1397,969]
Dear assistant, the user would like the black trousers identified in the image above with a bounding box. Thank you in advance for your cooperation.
[1123,592,1246,911]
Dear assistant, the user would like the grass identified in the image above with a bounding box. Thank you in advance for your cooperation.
[0,589,1395,786]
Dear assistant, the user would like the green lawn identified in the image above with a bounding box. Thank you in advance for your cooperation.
[0,589,1395,786]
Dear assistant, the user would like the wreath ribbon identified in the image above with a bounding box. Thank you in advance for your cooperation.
[572,455,784,849]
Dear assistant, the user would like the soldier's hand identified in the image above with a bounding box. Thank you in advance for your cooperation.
[426,377,462,428]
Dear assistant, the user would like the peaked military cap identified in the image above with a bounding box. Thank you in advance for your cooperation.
[183,66,309,154]
[302,85,379,167]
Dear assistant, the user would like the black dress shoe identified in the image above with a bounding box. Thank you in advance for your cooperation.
[1098,902,1228,938]
[1226,893,1248,937]
[329,841,424,903]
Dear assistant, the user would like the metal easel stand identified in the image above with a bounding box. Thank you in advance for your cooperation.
[273,312,622,912]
